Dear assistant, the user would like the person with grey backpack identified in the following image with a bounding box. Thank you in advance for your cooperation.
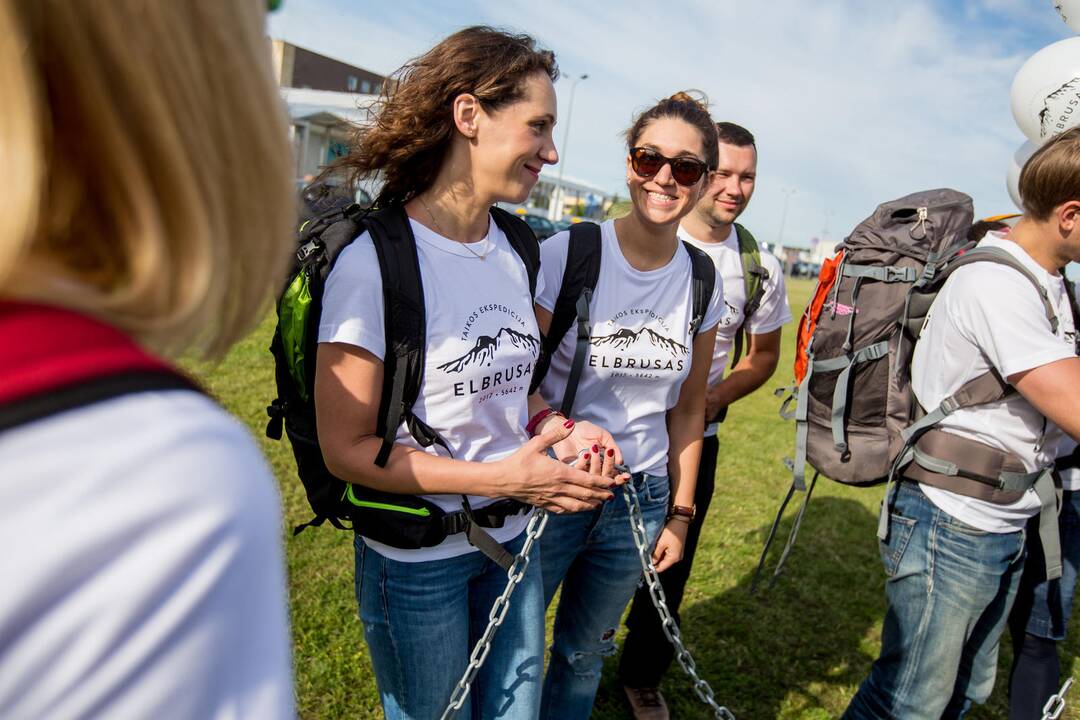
[839,130,1080,718]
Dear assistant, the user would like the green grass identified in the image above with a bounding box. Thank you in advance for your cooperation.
[189,277,1080,719]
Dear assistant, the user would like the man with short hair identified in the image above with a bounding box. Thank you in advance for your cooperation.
[844,127,1080,718]
[620,122,792,719]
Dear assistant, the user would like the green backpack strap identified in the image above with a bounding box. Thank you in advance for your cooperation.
[730,223,769,367]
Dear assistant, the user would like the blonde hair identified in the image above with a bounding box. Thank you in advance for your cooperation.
[0,0,295,359]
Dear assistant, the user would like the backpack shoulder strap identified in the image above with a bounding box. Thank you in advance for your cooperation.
[490,206,540,298]
[1062,273,1080,349]
[734,223,768,320]
[535,222,602,414]
[546,222,603,353]
[0,302,199,432]
[681,240,716,336]
[940,245,1059,334]
[364,206,447,466]
[903,246,1062,441]
[729,223,769,367]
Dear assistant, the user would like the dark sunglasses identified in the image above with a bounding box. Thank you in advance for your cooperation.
[629,147,710,186]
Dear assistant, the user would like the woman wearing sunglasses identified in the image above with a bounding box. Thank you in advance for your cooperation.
[533,91,724,718]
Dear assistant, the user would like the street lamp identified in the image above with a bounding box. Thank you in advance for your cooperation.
[554,73,588,220]
[777,186,797,247]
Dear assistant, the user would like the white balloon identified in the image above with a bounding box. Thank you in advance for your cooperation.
[1011,37,1080,143]
[1053,0,1080,34]
[1006,140,1040,211]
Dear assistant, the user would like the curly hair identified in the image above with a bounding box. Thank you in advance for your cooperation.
[334,26,558,208]
[625,91,719,170]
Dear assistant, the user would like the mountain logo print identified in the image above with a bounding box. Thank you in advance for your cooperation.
[1039,76,1080,138]
[719,300,739,327]
[438,327,540,373]
[590,327,688,357]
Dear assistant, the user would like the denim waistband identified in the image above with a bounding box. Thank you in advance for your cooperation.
[628,471,666,490]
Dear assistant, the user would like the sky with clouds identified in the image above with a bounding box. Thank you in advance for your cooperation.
[269,0,1071,249]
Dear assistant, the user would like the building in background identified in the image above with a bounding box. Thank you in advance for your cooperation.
[525,171,615,221]
[281,86,376,184]
[271,40,387,95]
[273,40,617,214]
[271,40,386,189]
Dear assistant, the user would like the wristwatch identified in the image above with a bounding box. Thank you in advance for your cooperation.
[667,504,696,522]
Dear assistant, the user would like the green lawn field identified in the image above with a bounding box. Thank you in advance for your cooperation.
[189,276,1080,719]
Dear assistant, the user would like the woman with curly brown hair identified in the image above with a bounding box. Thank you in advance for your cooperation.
[533,92,725,719]
[314,26,626,719]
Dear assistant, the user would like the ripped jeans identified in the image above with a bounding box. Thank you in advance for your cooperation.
[539,472,669,720]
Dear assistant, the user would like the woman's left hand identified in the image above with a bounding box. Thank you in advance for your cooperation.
[652,519,690,572]
[550,419,623,463]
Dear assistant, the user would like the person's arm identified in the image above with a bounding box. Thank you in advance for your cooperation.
[314,341,615,513]
[704,328,782,420]
[653,325,717,572]
[1010,356,1080,442]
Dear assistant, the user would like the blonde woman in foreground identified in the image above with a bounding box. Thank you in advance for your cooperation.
[0,2,296,718]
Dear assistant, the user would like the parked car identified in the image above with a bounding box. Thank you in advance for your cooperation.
[790,261,821,278]
[552,217,591,233]
[521,213,557,241]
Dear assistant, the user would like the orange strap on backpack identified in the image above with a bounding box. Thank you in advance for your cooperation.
[793,250,845,382]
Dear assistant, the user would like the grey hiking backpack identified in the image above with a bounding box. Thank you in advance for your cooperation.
[754,189,1067,589]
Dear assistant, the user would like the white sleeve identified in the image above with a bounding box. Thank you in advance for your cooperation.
[535,230,571,313]
[0,395,295,720]
[317,230,386,360]
[699,264,726,333]
[746,251,793,335]
[950,265,1075,378]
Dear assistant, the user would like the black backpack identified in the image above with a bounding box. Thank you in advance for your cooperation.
[534,222,716,416]
[265,203,540,568]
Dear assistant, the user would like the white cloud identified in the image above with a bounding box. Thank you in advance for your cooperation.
[271,0,1071,246]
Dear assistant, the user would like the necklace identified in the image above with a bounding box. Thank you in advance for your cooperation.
[419,196,490,260]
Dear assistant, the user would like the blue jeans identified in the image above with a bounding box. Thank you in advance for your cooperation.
[539,472,669,720]
[356,530,544,720]
[1012,489,1080,640]
[843,482,1027,720]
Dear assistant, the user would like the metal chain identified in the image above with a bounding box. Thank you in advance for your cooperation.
[1042,677,1074,720]
[440,508,549,720]
[622,483,737,720]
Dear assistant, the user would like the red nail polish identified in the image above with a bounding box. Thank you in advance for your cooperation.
[564,420,574,428]
[583,453,590,461]
[592,444,599,453]
[606,448,614,457]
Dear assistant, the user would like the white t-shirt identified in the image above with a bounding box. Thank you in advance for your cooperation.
[535,220,725,476]
[912,233,1078,532]
[680,224,792,437]
[319,215,537,562]
[1061,273,1080,491]
[0,391,294,720]
[1058,437,1080,491]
